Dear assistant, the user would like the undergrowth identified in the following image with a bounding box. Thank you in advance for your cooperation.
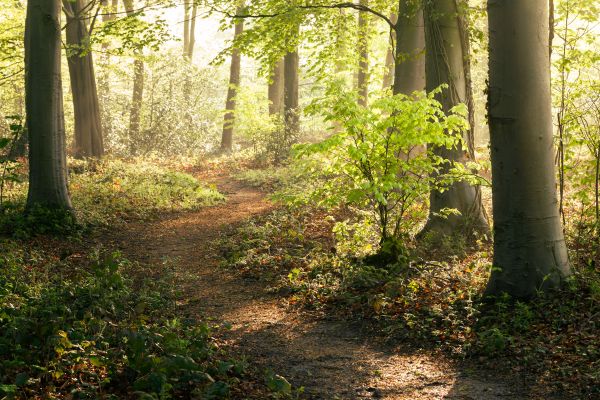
[0,158,224,236]
[0,243,256,399]
[220,207,600,399]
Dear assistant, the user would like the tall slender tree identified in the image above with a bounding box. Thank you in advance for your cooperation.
[284,45,300,139]
[183,0,198,60]
[268,59,284,115]
[63,0,104,158]
[382,13,397,90]
[420,0,489,237]
[485,0,570,298]
[123,0,144,155]
[357,0,369,106]
[221,10,244,152]
[25,0,72,210]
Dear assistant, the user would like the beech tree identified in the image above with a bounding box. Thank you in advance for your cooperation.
[284,42,300,139]
[268,59,285,115]
[63,0,105,158]
[420,0,489,237]
[183,0,198,60]
[485,0,571,298]
[221,9,245,152]
[123,0,144,155]
[392,1,424,96]
[356,0,369,106]
[25,0,72,211]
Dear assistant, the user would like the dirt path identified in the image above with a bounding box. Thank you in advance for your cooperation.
[111,174,528,400]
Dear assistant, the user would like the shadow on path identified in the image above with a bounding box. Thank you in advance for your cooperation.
[110,174,529,399]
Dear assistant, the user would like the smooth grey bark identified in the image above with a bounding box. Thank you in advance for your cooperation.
[220,12,244,152]
[485,0,570,298]
[268,59,284,115]
[124,0,143,155]
[183,0,190,56]
[63,0,104,158]
[421,0,489,237]
[183,0,197,60]
[284,47,300,139]
[392,1,425,96]
[25,0,72,210]
[357,0,369,106]
[382,13,397,90]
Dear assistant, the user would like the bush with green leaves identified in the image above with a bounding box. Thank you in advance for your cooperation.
[0,248,250,399]
[288,83,469,255]
[0,158,224,236]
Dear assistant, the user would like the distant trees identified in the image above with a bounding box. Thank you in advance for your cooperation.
[283,30,300,140]
[485,0,571,297]
[63,0,105,158]
[24,0,72,211]
[221,8,245,152]
[123,0,144,155]
[356,0,369,106]
[268,60,285,115]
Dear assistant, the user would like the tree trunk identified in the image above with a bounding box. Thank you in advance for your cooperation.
[64,0,104,158]
[220,12,244,152]
[124,0,143,155]
[284,47,300,140]
[392,1,425,96]
[420,0,489,237]
[25,0,72,210]
[186,2,197,60]
[382,13,397,90]
[268,59,285,116]
[357,0,369,106]
[183,0,190,56]
[485,0,570,298]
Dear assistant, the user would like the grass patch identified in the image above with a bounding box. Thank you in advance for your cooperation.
[0,158,225,236]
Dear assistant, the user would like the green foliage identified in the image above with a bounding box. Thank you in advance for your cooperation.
[0,246,249,399]
[287,83,469,247]
[0,116,23,209]
[69,158,225,226]
[221,206,600,397]
[552,0,600,262]
[0,158,224,236]
[98,49,227,156]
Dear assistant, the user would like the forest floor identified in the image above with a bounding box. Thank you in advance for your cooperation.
[104,170,529,400]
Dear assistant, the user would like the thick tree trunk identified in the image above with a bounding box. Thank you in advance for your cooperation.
[268,59,285,115]
[421,0,489,237]
[392,2,425,96]
[357,0,369,106]
[485,0,570,298]
[25,0,72,210]
[124,0,143,155]
[64,0,104,158]
[220,13,244,152]
[284,47,300,140]
[382,13,397,90]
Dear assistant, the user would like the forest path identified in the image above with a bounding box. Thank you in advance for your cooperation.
[111,172,526,400]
